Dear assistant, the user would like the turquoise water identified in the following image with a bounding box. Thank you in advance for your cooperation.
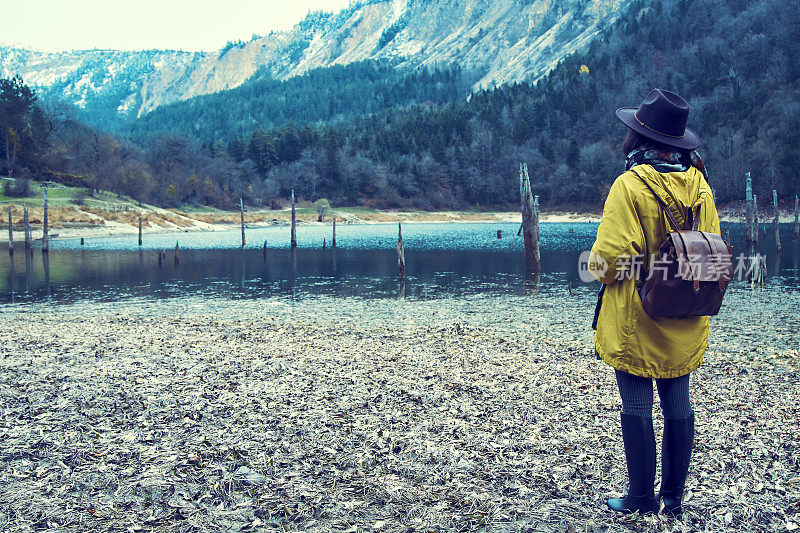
[0,222,797,304]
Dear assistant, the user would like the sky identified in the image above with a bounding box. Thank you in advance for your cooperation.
[1,0,353,52]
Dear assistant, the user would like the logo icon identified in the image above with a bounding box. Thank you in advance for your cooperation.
[578,251,608,283]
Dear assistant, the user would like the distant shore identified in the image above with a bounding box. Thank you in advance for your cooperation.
[4,209,606,242]
[0,188,794,243]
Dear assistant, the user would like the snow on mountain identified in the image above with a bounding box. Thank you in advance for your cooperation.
[0,0,626,120]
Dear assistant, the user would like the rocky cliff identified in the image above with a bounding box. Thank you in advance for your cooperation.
[0,0,626,119]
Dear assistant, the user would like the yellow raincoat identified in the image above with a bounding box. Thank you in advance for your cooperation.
[590,164,721,379]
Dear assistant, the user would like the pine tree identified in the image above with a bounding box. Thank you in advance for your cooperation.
[0,75,37,175]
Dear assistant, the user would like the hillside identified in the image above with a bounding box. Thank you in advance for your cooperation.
[0,47,206,128]
[225,0,798,207]
[3,0,797,212]
[122,61,474,143]
[1,0,625,123]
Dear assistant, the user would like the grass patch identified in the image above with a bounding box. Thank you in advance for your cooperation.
[0,179,145,210]
[332,206,381,215]
[174,205,226,214]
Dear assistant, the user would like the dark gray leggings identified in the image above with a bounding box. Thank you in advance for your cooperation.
[615,370,693,419]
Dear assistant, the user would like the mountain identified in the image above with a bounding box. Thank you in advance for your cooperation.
[121,61,474,143]
[0,47,206,121]
[1,0,625,121]
[5,0,796,212]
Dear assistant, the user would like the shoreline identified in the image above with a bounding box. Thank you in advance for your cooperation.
[3,209,603,242]
[2,205,789,243]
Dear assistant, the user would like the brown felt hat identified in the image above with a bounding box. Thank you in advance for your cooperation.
[616,89,700,150]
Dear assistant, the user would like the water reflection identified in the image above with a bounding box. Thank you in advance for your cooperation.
[43,250,50,297]
[241,248,247,290]
[25,248,32,292]
[8,252,14,302]
[523,269,540,297]
[0,223,797,305]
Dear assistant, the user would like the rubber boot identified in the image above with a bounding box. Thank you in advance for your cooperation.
[659,413,695,517]
[607,413,659,514]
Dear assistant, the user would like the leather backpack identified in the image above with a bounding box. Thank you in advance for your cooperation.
[635,172,734,318]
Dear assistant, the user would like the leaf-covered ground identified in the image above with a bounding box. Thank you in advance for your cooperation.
[0,289,798,532]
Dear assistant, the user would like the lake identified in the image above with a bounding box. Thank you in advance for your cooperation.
[1,222,797,305]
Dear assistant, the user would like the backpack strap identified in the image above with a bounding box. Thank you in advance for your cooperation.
[690,203,701,231]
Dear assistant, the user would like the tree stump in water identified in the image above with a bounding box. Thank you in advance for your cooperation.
[291,190,297,249]
[42,188,49,253]
[24,206,30,250]
[240,198,246,248]
[397,222,406,277]
[773,190,781,253]
[745,173,755,246]
[753,193,759,246]
[519,162,540,272]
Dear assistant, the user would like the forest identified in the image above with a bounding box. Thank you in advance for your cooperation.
[122,61,475,143]
[2,0,798,211]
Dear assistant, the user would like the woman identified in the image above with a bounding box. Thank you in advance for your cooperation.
[589,89,720,516]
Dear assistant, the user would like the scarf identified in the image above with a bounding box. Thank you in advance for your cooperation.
[625,147,708,180]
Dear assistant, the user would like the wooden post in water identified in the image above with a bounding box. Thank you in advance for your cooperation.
[7,204,13,255]
[42,187,49,253]
[290,190,297,249]
[138,214,143,246]
[263,240,267,261]
[794,195,799,239]
[80,237,84,246]
[332,217,337,248]
[23,205,30,251]
[753,194,759,246]
[397,222,406,276]
[174,241,179,266]
[520,162,540,271]
[745,172,755,245]
[534,195,541,252]
[497,229,502,239]
[323,237,326,250]
[773,190,781,253]
[240,198,246,248]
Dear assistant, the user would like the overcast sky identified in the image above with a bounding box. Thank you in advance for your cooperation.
[1,0,353,52]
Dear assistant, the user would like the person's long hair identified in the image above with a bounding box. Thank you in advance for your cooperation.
[622,128,685,156]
